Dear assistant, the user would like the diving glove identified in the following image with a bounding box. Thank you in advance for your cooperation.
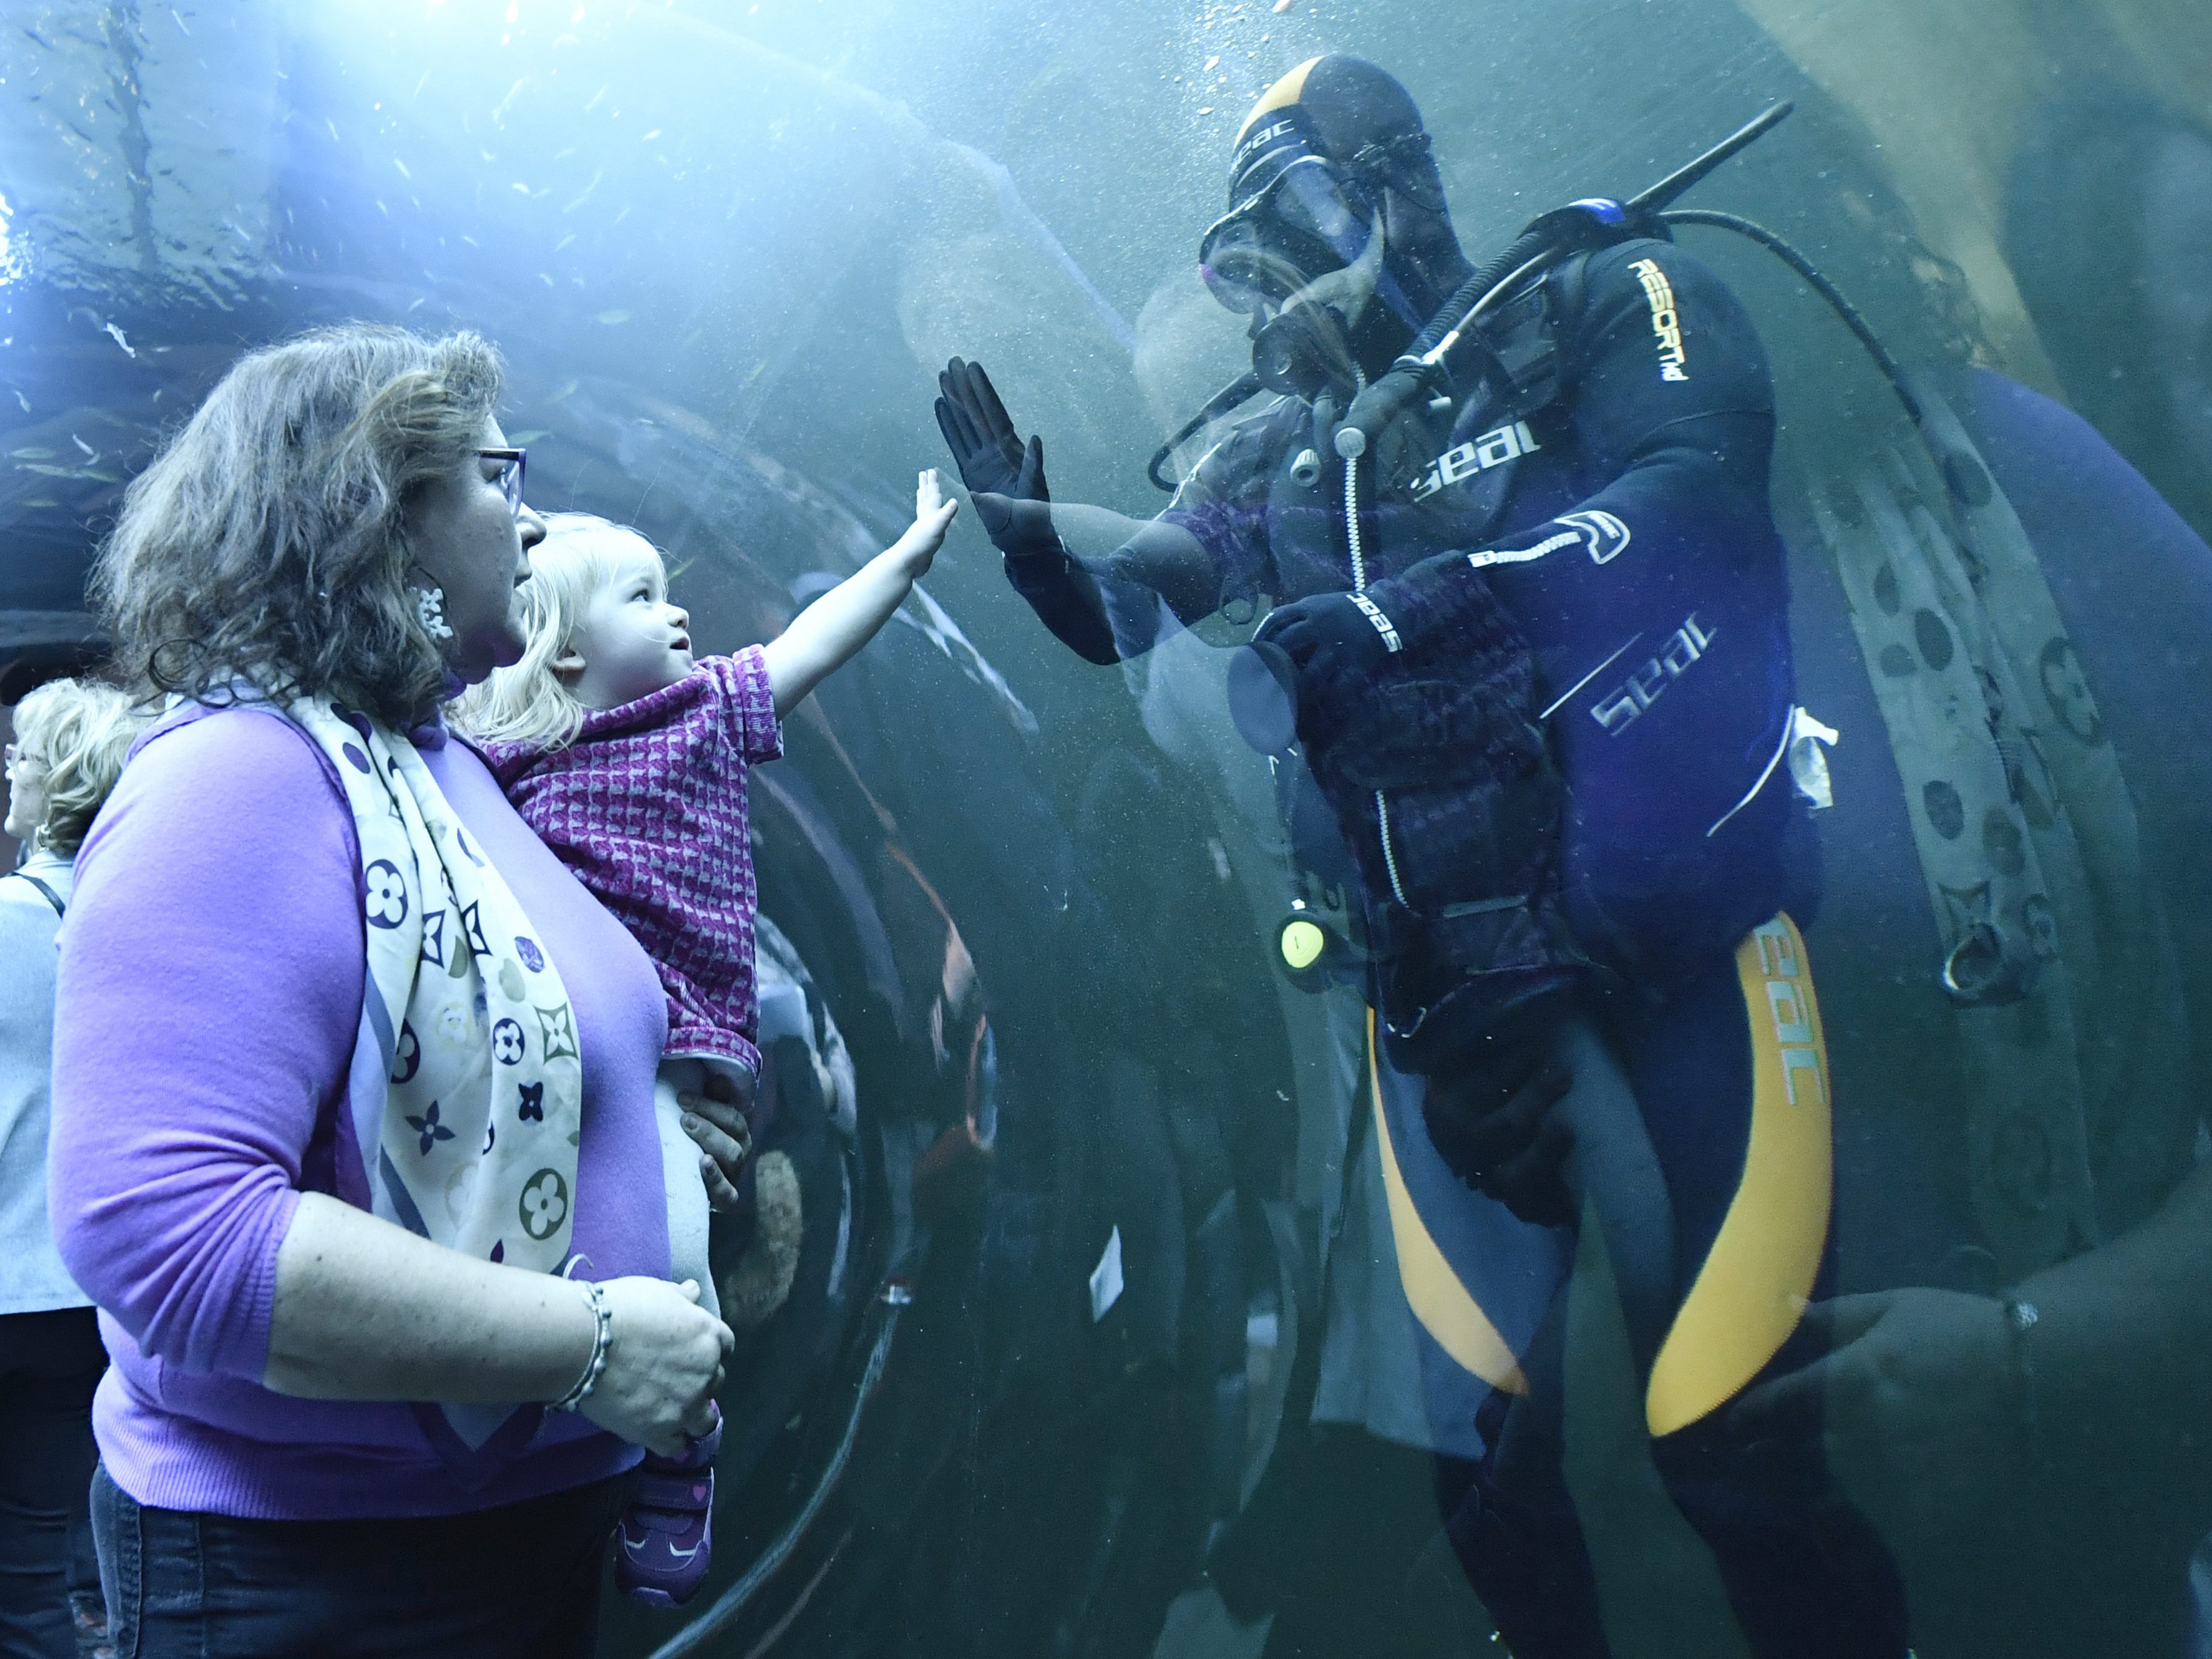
[935,357,1066,566]
[1253,589,1405,703]
[1253,545,1495,705]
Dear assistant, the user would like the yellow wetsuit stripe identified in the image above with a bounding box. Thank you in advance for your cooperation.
[1236,56,1324,144]
[1367,1010,1529,1394]
[1645,914,1833,1437]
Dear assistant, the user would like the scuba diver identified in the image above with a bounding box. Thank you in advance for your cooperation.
[935,54,1903,1659]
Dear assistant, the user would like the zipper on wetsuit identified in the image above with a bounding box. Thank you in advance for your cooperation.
[1338,366,1412,911]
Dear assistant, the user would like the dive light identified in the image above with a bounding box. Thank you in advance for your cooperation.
[1276,899,1351,992]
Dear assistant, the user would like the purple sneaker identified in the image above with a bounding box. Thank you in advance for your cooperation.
[616,1403,722,1608]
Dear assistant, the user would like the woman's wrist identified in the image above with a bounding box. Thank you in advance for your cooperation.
[1998,1291,2041,1465]
[549,1278,612,1410]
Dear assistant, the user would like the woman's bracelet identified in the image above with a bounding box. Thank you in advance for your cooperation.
[551,1279,612,1412]
[2000,1292,2041,1461]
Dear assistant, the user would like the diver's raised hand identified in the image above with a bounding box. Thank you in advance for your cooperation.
[936,357,1050,505]
[969,491,1064,567]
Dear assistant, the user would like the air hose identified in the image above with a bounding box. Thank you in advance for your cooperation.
[1146,371,1265,493]
[1330,101,1796,465]
[1328,366,1415,911]
[1656,208,1925,427]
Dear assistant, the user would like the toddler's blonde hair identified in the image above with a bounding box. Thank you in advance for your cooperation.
[11,677,147,856]
[450,512,666,752]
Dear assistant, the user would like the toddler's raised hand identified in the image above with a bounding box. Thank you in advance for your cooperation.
[890,468,960,577]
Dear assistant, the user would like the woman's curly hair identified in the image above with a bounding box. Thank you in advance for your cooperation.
[93,324,504,728]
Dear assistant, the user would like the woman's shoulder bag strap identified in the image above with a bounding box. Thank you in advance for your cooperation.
[5,870,64,917]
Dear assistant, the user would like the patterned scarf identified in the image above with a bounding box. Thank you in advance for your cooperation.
[288,698,586,1471]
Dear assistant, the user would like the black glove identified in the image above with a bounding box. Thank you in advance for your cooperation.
[935,357,1063,564]
[1421,1038,1576,1226]
[1252,588,1405,712]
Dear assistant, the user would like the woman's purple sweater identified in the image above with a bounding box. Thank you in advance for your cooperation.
[46,704,671,1519]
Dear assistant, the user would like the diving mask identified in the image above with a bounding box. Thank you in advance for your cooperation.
[1200,156,1384,316]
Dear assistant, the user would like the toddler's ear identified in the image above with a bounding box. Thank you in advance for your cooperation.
[550,648,587,684]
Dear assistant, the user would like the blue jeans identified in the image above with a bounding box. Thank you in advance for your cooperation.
[0,1308,104,1659]
[90,1465,626,1659]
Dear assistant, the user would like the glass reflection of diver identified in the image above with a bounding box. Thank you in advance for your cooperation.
[936,54,1905,1657]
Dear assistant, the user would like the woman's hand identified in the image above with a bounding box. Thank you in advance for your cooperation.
[574,1276,733,1456]
[1730,1288,2018,1547]
[678,1071,754,1214]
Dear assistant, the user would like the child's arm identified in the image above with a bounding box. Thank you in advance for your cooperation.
[762,470,960,719]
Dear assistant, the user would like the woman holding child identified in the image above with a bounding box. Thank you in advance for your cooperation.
[44,322,952,1657]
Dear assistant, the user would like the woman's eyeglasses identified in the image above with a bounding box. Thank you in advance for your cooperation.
[478,447,527,517]
[2,743,38,782]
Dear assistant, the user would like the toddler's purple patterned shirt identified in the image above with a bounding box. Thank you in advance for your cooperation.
[485,649,781,1076]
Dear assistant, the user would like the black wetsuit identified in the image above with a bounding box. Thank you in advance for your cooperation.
[1009,241,1908,1659]
[1020,238,1817,983]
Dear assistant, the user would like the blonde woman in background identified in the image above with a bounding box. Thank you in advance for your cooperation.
[0,677,144,1659]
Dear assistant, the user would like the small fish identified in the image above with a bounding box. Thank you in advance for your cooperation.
[103,322,135,357]
[13,391,29,413]
[507,430,550,444]
[70,434,95,459]
[1205,55,1220,70]
[8,447,53,460]
[563,170,604,214]
[597,309,629,325]
[1273,0,1293,11]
